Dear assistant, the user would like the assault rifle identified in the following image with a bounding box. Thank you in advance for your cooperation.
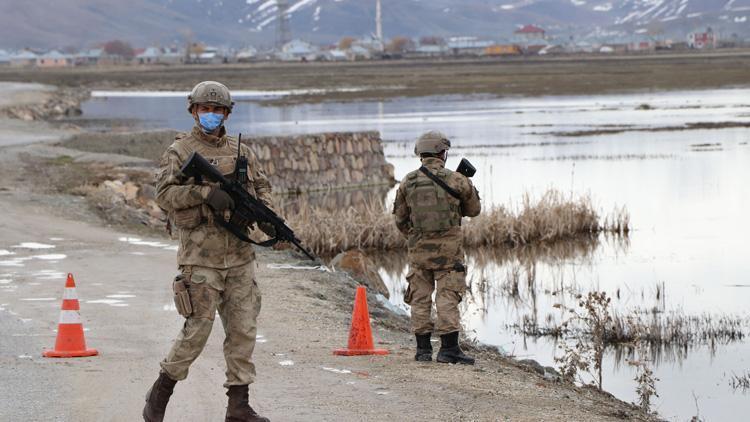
[456,158,476,178]
[180,150,318,262]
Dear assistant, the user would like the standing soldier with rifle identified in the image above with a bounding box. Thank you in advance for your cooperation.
[392,131,481,365]
[143,81,272,422]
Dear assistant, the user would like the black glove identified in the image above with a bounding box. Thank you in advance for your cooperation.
[205,187,235,212]
[258,221,277,238]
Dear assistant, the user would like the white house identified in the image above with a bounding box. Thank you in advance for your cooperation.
[9,50,37,67]
[136,47,163,64]
[0,50,10,66]
[688,28,718,49]
[236,46,258,62]
[36,50,73,67]
[325,49,348,61]
[278,40,318,61]
[446,37,494,55]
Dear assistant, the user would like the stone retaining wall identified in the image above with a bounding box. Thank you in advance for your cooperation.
[246,131,396,195]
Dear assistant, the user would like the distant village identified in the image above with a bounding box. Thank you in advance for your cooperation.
[0,25,731,68]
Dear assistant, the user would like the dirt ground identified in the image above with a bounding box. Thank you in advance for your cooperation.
[2,51,750,104]
[0,84,656,421]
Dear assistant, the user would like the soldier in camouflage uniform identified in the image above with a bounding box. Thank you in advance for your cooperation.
[392,131,481,365]
[143,81,272,422]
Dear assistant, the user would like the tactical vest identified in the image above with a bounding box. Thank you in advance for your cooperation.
[171,132,257,196]
[404,168,461,233]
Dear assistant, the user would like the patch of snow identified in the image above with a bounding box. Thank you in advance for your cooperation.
[500,4,515,10]
[86,299,124,305]
[321,366,352,374]
[0,250,15,256]
[0,259,26,267]
[12,242,55,249]
[106,294,136,298]
[257,0,276,12]
[593,3,612,12]
[278,360,295,366]
[32,254,67,261]
[735,16,747,23]
[288,0,317,14]
[32,270,66,280]
[570,0,585,6]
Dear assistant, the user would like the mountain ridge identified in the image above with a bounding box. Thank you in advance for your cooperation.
[3,0,750,49]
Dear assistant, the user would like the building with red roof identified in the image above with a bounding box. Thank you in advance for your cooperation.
[515,25,546,40]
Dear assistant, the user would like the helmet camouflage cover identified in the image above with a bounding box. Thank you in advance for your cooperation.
[187,81,234,113]
[414,131,451,155]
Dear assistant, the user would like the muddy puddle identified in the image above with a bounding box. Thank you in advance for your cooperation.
[78,88,750,421]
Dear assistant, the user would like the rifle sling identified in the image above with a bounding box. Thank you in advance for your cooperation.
[214,215,279,247]
[419,166,462,200]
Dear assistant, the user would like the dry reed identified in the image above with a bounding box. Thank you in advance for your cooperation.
[283,188,630,256]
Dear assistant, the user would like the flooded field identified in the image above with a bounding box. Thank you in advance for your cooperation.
[79,88,750,420]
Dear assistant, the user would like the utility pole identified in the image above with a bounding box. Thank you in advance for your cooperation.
[276,0,291,50]
[376,0,383,46]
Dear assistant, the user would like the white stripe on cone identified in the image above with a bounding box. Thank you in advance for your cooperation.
[62,288,78,300]
[59,310,82,324]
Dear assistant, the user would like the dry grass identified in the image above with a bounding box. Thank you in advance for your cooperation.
[519,306,746,354]
[284,188,630,256]
[607,312,746,349]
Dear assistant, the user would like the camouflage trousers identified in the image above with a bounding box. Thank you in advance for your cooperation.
[404,265,466,335]
[160,261,262,387]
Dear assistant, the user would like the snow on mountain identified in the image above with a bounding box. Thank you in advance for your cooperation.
[3,0,750,49]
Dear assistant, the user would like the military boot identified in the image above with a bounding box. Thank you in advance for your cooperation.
[436,331,475,365]
[225,385,270,422]
[142,372,177,422]
[415,333,433,361]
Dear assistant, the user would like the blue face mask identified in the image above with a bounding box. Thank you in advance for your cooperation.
[198,112,224,133]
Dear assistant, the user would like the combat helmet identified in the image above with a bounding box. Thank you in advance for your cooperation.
[187,81,234,113]
[414,131,451,156]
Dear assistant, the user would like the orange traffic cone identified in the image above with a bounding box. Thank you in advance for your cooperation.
[333,286,389,356]
[43,273,98,358]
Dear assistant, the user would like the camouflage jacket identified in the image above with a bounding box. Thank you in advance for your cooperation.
[155,125,273,269]
[392,157,481,270]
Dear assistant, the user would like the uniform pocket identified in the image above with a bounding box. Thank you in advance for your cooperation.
[172,206,202,230]
[187,274,217,320]
[403,271,416,305]
[437,270,467,302]
[173,274,192,317]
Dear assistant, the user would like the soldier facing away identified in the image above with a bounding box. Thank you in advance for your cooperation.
[392,131,481,364]
[143,81,273,422]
